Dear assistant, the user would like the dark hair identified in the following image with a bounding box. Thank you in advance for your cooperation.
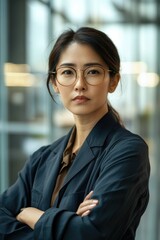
[47,27,123,125]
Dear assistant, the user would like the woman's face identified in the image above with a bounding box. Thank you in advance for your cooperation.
[52,42,119,118]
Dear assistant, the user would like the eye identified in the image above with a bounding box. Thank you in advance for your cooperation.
[89,69,99,74]
[60,68,74,76]
[86,67,102,76]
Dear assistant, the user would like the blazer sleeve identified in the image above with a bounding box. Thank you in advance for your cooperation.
[34,136,150,240]
[0,146,47,239]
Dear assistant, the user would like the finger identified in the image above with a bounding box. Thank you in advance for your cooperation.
[80,203,97,212]
[77,203,97,216]
[79,199,98,208]
[84,191,94,200]
[82,210,91,217]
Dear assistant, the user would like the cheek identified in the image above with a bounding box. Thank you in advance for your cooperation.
[58,89,70,103]
[95,83,110,96]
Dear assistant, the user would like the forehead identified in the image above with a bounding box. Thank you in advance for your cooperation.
[57,42,106,67]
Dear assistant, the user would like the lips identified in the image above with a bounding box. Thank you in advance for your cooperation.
[72,95,90,103]
[73,96,89,101]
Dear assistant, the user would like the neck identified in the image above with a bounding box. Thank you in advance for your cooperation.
[72,107,108,152]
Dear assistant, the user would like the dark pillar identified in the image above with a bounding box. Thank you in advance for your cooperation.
[8,0,27,63]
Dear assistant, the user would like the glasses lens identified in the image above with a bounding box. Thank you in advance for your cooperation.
[84,66,105,85]
[56,67,76,86]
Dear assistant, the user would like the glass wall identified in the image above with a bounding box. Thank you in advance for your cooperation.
[0,0,160,239]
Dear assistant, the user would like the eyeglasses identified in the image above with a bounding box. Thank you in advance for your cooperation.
[49,65,112,86]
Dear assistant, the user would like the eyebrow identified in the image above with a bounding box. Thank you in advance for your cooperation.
[58,62,104,68]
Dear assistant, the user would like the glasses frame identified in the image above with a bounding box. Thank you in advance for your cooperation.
[49,65,113,87]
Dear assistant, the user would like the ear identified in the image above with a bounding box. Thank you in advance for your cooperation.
[109,73,120,93]
[52,80,60,93]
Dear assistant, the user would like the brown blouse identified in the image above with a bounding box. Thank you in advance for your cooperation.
[51,128,78,206]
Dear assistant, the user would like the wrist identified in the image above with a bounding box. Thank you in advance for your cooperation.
[16,207,44,229]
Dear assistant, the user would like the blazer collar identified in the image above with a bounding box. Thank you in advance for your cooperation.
[85,111,119,148]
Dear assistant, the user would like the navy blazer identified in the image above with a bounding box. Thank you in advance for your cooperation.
[0,112,150,240]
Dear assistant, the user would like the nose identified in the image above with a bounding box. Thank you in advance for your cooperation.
[74,70,87,91]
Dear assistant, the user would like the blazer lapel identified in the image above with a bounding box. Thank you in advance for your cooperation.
[41,134,70,208]
[62,141,95,188]
[60,112,118,191]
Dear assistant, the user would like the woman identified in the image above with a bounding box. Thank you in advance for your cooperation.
[0,27,150,239]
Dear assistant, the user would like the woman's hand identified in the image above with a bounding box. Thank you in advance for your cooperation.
[16,207,44,229]
[76,191,98,217]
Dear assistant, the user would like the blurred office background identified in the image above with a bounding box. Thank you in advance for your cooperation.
[0,0,159,239]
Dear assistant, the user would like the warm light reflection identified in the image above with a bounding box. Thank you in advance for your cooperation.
[121,61,147,74]
[137,72,159,87]
[4,63,38,87]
